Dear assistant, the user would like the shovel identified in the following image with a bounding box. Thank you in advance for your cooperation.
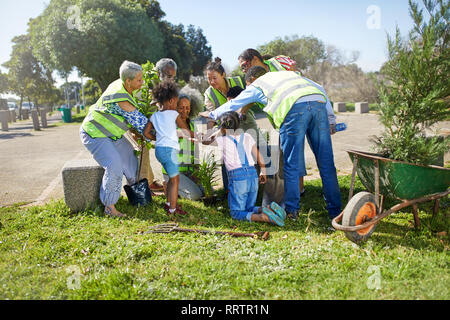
[145,223,270,241]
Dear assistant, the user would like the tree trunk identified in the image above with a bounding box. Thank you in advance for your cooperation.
[34,99,40,114]
[96,77,108,93]
[18,96,23,120]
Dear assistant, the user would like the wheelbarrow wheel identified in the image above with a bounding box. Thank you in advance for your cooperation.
[342,192,378,243]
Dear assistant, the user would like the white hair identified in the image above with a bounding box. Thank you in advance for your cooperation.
[155,58,178,76]
[179,85,204,118]
[119,60,143,82]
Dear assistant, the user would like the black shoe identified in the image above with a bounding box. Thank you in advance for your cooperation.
[300,189,306,197]
[287,211,299,221]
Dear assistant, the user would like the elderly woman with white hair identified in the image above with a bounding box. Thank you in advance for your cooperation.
[80,60,151,217]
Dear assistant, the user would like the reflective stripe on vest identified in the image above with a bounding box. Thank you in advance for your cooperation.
[206,77,245,108]
[97,79,139,109]
[251,72,327,129]
[89,119,115,139]
[82,108,130,140]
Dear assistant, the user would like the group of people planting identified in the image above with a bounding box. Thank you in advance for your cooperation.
[80,49,342,228]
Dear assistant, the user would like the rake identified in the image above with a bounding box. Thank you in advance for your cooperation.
[145,223,270,241]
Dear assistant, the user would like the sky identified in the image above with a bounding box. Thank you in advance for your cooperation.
[0,0,417,97]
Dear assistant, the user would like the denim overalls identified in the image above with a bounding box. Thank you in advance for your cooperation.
[226,134,260,221]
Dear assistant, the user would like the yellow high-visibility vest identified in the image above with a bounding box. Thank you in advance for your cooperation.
[251,71,327,128]
[205,76,245,108]
[82,79,137,140]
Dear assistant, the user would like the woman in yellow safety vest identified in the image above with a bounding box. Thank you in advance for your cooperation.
[204,57,265,192]
[80,60,151,218]
[204,57,259,132]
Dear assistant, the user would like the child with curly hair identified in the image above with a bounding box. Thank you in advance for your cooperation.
[144,81,194,215]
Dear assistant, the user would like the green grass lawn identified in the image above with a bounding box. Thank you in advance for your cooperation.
[0,176,448,300]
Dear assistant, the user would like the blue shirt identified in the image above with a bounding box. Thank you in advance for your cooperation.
[209,77,336,125]
[209,86,267,120]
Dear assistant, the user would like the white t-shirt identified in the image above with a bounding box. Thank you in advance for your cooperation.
[150,110,180,150]
[216,133,256,171]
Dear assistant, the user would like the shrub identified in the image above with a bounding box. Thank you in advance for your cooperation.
[193,153,220,198]
[373,0,450,165]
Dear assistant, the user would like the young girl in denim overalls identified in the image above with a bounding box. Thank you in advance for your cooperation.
[204,111,286,226]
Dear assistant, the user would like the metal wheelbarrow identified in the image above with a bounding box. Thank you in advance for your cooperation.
[332,150,450,243]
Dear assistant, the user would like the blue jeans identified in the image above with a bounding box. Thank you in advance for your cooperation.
[155,146,179,178]
[227,166,260,221]
[279,101,341,218]
[221,164,229,193]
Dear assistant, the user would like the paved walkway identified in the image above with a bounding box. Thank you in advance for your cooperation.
[0,111,448,207]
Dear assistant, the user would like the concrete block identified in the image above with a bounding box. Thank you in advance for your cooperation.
[11,110,16,122]
[333,102,347,113]
[22,110,29,120]
[62,158,105,212]
[355,102,369,114]
[0,110,9,131]
[31,110,40,131]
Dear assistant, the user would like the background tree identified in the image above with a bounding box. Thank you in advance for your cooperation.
[129,0,212,82]
[258,35,327,71]
[306,48,379,103]
[185,25,213,76]
[2,34,57,114]
[83,79,102,106]
[60,81,83,107]
[0,71,8,95]
[247,35,379,103]
[372,0,449,165]
[3,34,34,112]
[30,0,165,91]
[157,22,195,82]
[124,0,165,20]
